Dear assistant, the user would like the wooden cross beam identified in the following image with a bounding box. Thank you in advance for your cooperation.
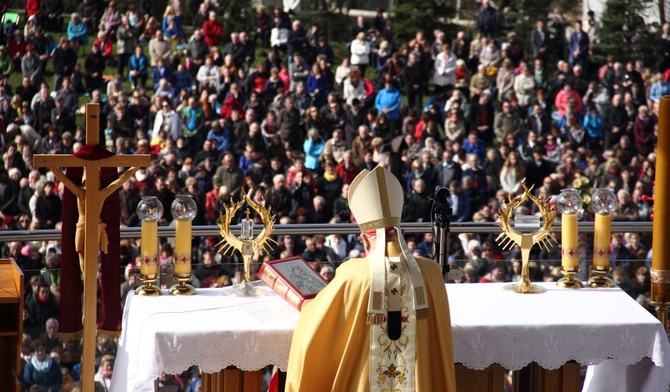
[33,103,151,392]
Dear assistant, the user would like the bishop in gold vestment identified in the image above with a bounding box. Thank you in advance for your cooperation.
[286,166,457,392]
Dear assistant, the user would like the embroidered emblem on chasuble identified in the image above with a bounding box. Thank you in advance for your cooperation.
[370,259,416,392]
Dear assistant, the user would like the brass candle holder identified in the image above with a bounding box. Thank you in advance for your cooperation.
[136,273,161,296]
[557,266,583,288]
[169,272,196,295]
[648,269,670,332]
[218,189,276,297]
[498,181,556,294]
[646,300,670,333]
[587,265,614,287]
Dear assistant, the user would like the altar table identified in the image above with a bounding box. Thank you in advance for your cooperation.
[110,282,670,392]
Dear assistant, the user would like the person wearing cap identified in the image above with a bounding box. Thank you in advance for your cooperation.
[287,166,456,391]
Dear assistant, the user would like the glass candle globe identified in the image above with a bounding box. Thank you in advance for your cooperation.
[137,196,164,222]
[171,195,197,221]
[556,188,582,214]
[591,188,618,215]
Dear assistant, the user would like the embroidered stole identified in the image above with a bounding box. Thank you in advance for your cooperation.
[370,256,417,392]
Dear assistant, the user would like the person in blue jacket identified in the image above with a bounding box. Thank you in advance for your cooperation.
[24,345,62,392]
[375,77,402,137]
[303,128,325,170]
[152,57,171,90]
[583,103,603,151]
[171,63,194,95]
[375,77,402,122]
[67,13,88,48]
[162,5,184,49]
[128,45,149,89]
[306,63,329,109]
[647,73,669,106]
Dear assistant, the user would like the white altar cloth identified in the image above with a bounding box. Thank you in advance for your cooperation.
[110,285,299,392]
[111,282,670,392]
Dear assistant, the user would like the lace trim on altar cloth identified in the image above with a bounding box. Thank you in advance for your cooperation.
[135,336,292,389]
[453,325,669,371]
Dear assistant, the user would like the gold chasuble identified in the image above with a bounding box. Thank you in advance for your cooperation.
[286,167,457,392]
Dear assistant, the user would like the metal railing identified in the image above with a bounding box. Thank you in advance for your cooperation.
[0,221,654,242]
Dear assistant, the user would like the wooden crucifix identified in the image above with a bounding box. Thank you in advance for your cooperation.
[33,103,151,392]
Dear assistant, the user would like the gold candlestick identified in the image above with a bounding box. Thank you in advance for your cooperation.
[136,196,163,296]
[136,273,161,296]
[651,96,670,329]
[556,188,583,289]
[557,266,583,288]
[497,180,556,294]
[169,195,197,295]
[588,265,614,288]
[218,189,276,296]
[648,269,670,332]
[169,273,196,295]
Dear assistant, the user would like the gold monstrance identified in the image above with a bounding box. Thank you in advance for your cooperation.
[217,189,276,296]
[497,181,556,294]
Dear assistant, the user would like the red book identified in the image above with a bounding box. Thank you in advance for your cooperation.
[259,256,328,310]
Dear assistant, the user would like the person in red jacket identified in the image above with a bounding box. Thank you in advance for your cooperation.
[335,151,361,184]
[202,11,222,47]
[93,31,114,63]
[554,81,583,118]
[26,0,41,19]
[247,61,267,95]
[8,30,27,69]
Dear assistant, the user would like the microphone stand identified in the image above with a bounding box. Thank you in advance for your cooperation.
[430,187,453,280]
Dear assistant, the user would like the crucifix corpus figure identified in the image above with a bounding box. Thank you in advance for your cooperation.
[33,103,151,392]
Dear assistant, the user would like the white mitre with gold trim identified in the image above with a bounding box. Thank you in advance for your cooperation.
[348,166,429,324]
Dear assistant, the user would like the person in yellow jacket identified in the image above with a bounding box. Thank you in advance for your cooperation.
[286,166,457,392]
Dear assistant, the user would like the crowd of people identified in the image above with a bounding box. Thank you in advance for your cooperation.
[0,0,663,390]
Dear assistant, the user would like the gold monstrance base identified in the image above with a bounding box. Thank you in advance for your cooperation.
[587,266,614,288]
[136,274,161,296]
[169,274,196,295]
[557,266,584,289]
[227,280,265,297]
[503,281,547,294]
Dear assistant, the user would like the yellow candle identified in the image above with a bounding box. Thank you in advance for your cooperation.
[561,213,578,267]
[651,97,670,304]
[593,214,611,268]
[174,220,192,275]
[140,221,158,276]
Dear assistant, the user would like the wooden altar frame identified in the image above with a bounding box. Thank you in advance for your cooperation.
[199,362,579,392]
